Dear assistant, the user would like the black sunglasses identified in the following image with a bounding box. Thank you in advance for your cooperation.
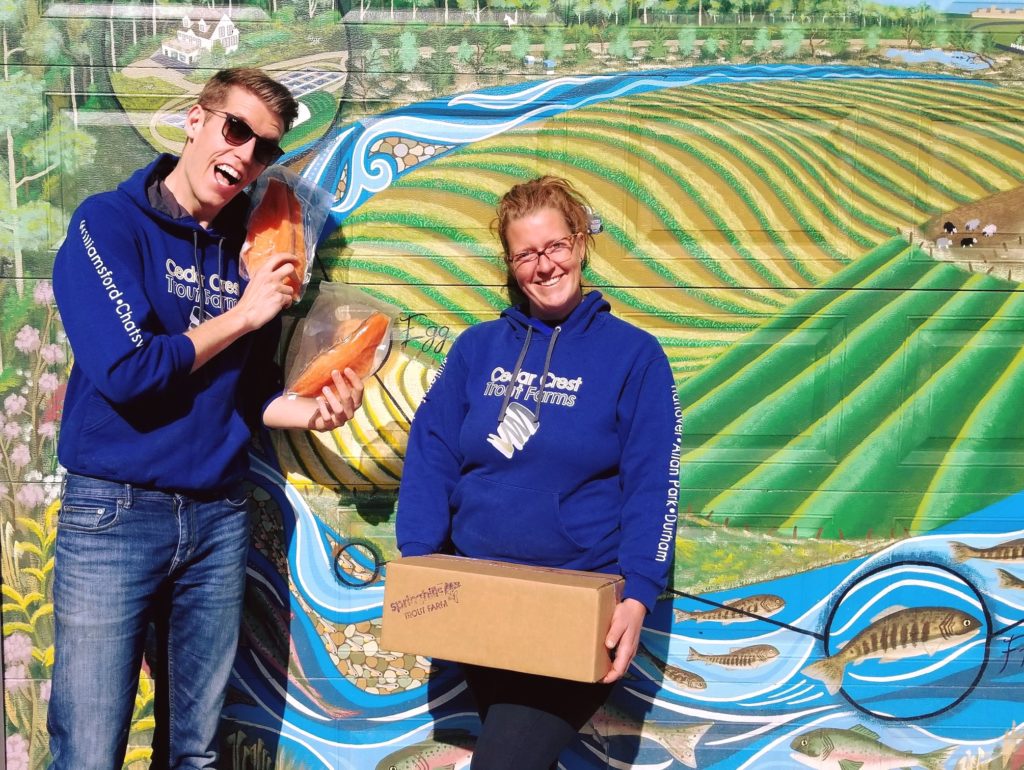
[202,107,284,166]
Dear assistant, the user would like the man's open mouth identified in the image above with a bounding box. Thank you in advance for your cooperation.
[216,164,241,186]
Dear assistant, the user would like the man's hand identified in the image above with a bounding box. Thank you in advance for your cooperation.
[601,598,647,684]
[307,368,364,431]
[262,368,365,431]
[233,253,299,333]
[186,253,298,373]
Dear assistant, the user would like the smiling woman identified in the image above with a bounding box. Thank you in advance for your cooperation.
[496,176,595,321]
[396,177,681,770]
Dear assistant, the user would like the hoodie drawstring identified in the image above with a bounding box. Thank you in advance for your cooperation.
[532,325,561,422]
[193,231,203,327]
[497,326,532,423]
[191,234,227,328]
[496,324,562,426]
[216,237,225,312]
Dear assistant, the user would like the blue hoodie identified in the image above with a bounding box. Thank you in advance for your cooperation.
[397,291,682,611]
[53,155,281,495]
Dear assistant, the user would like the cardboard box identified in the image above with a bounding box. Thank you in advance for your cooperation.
[381,554,624,682]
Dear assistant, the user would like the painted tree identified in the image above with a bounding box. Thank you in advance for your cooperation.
[863,0,883,25]
[701,29,720,57]
[568,22,592,62]
[544,26,564,59]
[455,0,483,24]
[827,25,849,56]
[0,74,95,295]
[398,28,421,70]
[647,25,669,57]
[571,0,590,24]
[706,0,721,24]
[63,17,99,126]
[863,25,880,51]
[0,0,25,81]
[970,29,991,60]
[677,26,697,57]
[752,25,771,54]
[608,0,626,24]
[510,27,530,60]
[526,0,552,20]
[608,26,632,58]
[781,20,803,56]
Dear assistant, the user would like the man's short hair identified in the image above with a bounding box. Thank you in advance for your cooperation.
[198,68,299,132]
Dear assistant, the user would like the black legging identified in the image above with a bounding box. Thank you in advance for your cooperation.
[461,664,614,770]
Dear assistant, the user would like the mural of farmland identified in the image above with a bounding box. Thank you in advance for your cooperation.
[6,0,1024,765]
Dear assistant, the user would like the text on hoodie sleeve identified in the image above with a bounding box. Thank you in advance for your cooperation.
[53,198,197,405]
[615,348,682,612]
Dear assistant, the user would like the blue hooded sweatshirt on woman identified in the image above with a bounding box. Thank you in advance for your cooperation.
[53,155,281,495]
[397,291,682,611]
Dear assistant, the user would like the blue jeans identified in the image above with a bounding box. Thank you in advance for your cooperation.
[48,472,251,770]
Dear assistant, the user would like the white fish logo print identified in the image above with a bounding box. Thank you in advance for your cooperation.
[487,402,538,459]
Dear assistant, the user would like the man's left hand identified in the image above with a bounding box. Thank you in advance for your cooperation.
[308,368,364,431]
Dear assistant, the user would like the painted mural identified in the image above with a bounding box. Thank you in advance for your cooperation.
[5,0,1024,766]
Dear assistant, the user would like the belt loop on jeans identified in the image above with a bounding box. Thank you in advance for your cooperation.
[123,483,133,509]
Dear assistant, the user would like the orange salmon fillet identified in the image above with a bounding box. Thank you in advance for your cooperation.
[290,312,390,397]
[241,178,307,296]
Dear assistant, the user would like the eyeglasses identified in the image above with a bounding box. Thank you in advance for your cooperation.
[202,107,284,166]
[508,234,579,269]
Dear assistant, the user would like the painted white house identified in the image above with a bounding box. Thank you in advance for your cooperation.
[161,13,239,65]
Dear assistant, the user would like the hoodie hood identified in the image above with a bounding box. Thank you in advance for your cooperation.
[117,153,250,244]
[500,290,610,339]
[116,154,250,331]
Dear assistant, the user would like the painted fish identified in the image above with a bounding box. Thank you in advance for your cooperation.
[635,643,707,690]
[375,731,474,770]
[951,538,1024,563]
[673,594,785,624]
[998,569,1024,590]
[801,606,981,695]
[790,725,954,770]
[587,704,712,769]
[687,644,779,669]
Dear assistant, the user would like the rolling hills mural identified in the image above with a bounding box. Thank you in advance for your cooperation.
[6,1,1024,767]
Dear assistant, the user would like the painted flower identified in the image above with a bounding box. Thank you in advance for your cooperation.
[10,443,30,468]
[5,733,29,770]
[5,394,26,416]
[4,632,32,666]
[41,343,65,365]
[39,372,60,393]
[34,280,55,306]
[39,678,51,702]
[14,325,40,354]
[39,421,57,439]
[15,484,44,508]
[43,470,63,504]
[3,664,29,692]
[4,422,20,440]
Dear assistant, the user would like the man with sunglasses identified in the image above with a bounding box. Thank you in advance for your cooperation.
[49,68,363,769]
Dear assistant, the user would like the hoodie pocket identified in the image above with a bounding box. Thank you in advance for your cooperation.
[451,475,585,564]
